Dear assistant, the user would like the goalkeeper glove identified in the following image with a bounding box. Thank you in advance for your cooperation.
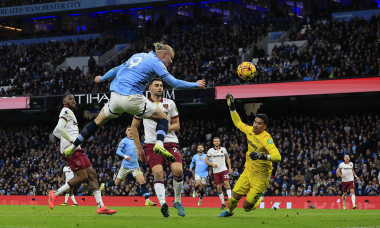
[249,151,271,161]
[226,93,236,111]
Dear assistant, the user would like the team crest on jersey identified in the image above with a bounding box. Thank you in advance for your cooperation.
[76,160,81,166]
[199,157,202,160]
[267,139,273,144]
[163,104,168,109]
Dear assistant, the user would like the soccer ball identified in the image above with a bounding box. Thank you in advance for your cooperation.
[237,62,256,80]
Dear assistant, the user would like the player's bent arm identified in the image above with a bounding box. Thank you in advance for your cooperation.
[336,168,342,178]
[161,73,199,89]
[53,118,73,143]
[59,173,65,186]
[169,116,180,131]
[230,110,251,134]
[205,156,213,166]
[116,145,126,158]
[352,169,359,180]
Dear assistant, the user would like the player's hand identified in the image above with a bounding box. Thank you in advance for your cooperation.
[124,155,131,161]
[249,151,267,160]
[197,79,206,90]
[94,76,102,83]
[137,147,145,162]
[212,164,218,168]
[356,177,360,182]
[341,175,346,179]
[226,93,236,111]
[229,168,233,173]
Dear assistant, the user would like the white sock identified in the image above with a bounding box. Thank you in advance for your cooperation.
[55,183,71,196]
[71,195,78,205]
[173,177,183,203]
[218,192,225,205]
[156,140,163,147]
[154,181,166,206]
[64,193,69,203]
[351,194,356,205]
[226,188,232,199]
[93,189,104,208]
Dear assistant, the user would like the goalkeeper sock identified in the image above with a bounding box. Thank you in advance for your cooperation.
[55,183,71,196]
[228,197,239,213]
[351,194,356,205]
[156,119,168,143]
[93,189,104,208]
[64,193,69,203]
[218,192,225,205]
[70,194,78,205]
[74,121,99,147]
[226,188,232,199]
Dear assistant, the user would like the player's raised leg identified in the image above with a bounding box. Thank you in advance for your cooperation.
[149,110,175,162]
[64,108,114,157]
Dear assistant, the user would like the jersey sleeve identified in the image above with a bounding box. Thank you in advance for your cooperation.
[59,108,70,122]
[100,64,122,82]
[230,111,252,134]
[261,134,281,162]
[190,156,195,170]
[338,163,343,169]
[161,73,199,89]
[169,100,179,119]
[116,139,126,157]
[206,149,212,157]
[223,148,228,155]
[151,60,170,77]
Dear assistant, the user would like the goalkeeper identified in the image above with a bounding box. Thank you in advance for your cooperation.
[218,93,281,217]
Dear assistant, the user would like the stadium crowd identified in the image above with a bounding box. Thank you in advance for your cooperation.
[0,111,379,198]
[254,14,380,82]
[1,12,378,97]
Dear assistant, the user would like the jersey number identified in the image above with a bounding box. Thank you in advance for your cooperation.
[128,57,143,68]
[173,147,179,153]
[224,174,229,179]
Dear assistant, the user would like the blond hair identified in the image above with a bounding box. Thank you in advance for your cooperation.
[154,42,174,54]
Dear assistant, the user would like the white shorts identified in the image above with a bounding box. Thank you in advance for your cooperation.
[104,92,157,119]
[195,175,207,185]
[116,167,143,180]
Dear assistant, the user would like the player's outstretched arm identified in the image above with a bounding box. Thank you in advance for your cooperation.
[94,65,122,83]
[162,73,206,89]
[226,93,251,134]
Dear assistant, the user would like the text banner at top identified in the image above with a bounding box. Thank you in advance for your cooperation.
[0,0,165,17]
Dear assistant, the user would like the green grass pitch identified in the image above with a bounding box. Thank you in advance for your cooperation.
[0,205,379,228]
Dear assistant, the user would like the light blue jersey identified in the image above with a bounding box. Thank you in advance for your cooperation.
[100,51,199,95]
[190,153,209,178]
[116,137,139,169]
